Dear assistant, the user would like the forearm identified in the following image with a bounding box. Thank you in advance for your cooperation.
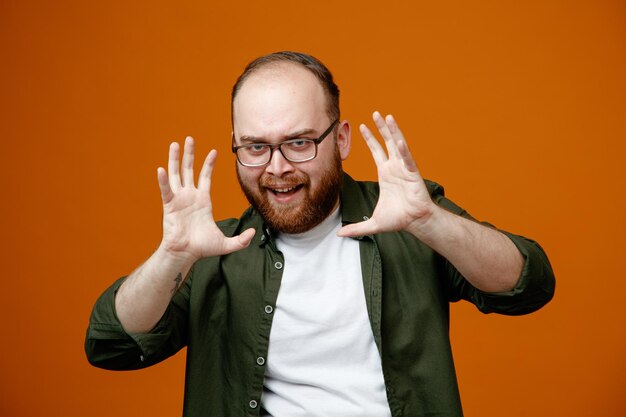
[115,245,196,334]
[408,206,524,292]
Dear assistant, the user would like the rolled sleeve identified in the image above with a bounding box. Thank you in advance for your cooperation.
[453,232,556,316]
[85,277,189,370]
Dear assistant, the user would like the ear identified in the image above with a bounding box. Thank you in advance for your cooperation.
[336,120,351,161]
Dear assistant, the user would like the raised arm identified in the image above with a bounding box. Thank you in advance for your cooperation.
[115,137,255,333]
[338,112,523,293]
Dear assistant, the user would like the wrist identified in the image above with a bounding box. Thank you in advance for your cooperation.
[155,241,199,270]
[405,203,448,241]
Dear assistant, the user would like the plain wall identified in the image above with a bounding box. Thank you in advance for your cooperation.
[1,1,624,416]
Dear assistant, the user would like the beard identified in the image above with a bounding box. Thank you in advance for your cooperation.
[237,148,343,234]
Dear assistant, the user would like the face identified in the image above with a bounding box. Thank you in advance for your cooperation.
[232,63,350,234]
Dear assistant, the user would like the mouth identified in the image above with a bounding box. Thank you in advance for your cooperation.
[263,183,306,204]
[267,184,303,195]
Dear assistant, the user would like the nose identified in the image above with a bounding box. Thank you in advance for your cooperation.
[265,147,295,177]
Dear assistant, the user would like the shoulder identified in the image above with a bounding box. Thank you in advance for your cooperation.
[215,206,263,238]
[424,179,445,198]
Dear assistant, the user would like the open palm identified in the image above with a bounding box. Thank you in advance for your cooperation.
[338,112,436,237]
[157,137,255,261]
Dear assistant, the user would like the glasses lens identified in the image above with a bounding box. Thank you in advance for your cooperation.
[237,144,270,166]
[281,139,316,162]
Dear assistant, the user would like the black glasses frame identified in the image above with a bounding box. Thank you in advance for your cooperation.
[232,119,339,167]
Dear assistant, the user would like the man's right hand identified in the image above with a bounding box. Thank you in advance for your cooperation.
[114,136,255,334]
[157,136,255,263]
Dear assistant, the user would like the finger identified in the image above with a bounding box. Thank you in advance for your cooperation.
[385,114,409,146]
[360,123,388,167]
[385,114,422,175]
[168,142,182,192]
[157,167,174,204]
[373,111,401,159]
[336,219,380,238]
[197,149,217,192]
[221,228,257,254]
[397,140,420,174]
[181,136,195,188]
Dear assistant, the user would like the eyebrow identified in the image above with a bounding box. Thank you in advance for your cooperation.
[238,128,318,144]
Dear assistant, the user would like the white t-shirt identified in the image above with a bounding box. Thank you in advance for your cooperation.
[262,208,391,417]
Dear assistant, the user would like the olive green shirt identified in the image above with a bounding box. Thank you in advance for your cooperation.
[85,174,555,417]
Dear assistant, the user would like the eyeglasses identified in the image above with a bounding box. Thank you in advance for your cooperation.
[232,119,339,167]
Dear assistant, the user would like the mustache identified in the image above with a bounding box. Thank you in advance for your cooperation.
[260,173,310,188]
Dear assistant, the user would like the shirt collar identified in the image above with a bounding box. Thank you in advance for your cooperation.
[339,172,374,226]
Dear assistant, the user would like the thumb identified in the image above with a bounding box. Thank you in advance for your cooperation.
[221,228,257,254]
[337,219,378,238]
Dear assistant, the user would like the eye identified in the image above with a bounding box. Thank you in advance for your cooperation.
[246,144,268,154]
[286,139,312,149]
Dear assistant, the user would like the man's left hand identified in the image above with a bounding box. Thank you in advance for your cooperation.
[338,111,436,237]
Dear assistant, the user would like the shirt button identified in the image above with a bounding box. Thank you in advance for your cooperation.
[274,261,283,269]
[363,215,369,220]
[260,235,266,242]
[249,400,258,409]
[256,356,265,366]
[264,305,273,314]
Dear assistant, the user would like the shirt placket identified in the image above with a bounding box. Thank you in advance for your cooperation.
[359,235,403,417]
[246,232,284,415]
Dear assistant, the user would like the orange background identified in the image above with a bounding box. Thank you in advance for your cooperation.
[1,1,625,416]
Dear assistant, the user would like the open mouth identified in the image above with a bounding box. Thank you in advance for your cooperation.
[267,184,303,195]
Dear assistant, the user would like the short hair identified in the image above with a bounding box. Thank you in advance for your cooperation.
[231,51,340,126]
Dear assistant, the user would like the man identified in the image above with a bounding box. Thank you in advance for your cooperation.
[85,51,555,417]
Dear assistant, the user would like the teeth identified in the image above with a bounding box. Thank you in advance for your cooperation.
[274,187,295,193]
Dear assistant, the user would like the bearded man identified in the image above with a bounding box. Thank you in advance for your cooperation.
[86,51,555,417]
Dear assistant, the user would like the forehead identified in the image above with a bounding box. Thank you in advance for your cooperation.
[232,63,328,138]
